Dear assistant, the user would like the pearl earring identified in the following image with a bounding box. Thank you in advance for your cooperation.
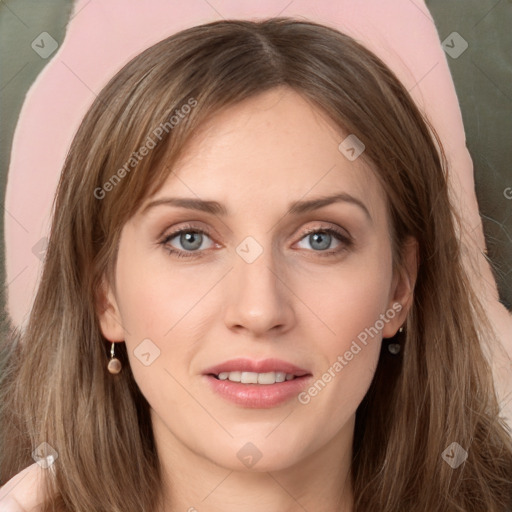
[387,326,404,355]
[107,342,122,374]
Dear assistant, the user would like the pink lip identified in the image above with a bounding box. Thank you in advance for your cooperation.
[202,357,311,377]
[202,358,313,409]
[203,374,313,408]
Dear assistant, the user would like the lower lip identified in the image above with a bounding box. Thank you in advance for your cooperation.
[203,374,312,408]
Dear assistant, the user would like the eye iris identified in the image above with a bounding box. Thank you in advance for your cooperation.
[181,231,202,251]
[310,232,331,250]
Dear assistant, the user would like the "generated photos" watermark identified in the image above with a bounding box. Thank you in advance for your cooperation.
[298,302,403,404]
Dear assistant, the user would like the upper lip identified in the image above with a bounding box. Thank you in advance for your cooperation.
[203,358,311,377]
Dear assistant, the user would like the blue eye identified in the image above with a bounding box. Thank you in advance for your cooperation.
[160,224,352,259]
[160,224,215,258]
[296,227,350,254]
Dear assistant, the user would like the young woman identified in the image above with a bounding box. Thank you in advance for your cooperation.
[1,17,511,512]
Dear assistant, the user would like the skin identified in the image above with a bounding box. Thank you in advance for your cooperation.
[0,463,47,512]
[0,87,417,512]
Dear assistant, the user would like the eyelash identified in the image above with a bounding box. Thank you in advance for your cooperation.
[159,223,353,260]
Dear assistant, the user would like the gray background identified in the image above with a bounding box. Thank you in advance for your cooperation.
[0,0,511,324]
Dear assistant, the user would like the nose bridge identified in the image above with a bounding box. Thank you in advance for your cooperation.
[224,233,292,334]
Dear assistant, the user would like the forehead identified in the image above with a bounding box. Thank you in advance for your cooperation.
[141,87,385,223]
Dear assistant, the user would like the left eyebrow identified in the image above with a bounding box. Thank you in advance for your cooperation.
[141,192,372,223]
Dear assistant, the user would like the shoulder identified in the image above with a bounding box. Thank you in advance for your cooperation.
[0,463,49,512]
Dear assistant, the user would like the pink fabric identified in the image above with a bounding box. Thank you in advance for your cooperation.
[4,0,504,352]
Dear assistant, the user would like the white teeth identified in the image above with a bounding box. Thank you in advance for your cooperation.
[216,371,296,384]
[219,371,241,382]
[274,372,287,383]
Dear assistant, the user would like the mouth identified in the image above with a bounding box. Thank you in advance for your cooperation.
[201,358,313,408]
[202,357,311,382]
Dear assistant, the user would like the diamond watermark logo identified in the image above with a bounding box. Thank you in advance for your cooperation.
[237,442,263,468]
[31,237,48,261]
[134,338,161,366]
[236,236,264,264]
[338,134,365,161]
[441,441,468,469]
[442,32,468,59]
[32,442,58,469]
[31,32,58,59]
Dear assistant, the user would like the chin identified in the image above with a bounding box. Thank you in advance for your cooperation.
[202,436,309,473]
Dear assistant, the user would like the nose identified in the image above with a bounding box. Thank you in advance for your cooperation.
[223,242,295,338]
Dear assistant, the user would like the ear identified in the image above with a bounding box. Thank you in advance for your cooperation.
[382,236,419,338]
[96,275,125,342]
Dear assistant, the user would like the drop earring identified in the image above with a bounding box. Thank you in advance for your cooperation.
[387,326,404,355]
[107,342,122,374]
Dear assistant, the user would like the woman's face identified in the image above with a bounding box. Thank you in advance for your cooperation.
[99,86,415,473]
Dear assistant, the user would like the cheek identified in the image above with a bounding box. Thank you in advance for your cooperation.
[292,336,381,463]
[113,246,219,399]
[115,244,208,337]
[291,272,388,448]
[290,243,391,414]
[293,239,393,348]
[114,258,199,420]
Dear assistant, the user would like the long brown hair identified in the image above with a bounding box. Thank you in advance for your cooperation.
[1,17,511,512]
